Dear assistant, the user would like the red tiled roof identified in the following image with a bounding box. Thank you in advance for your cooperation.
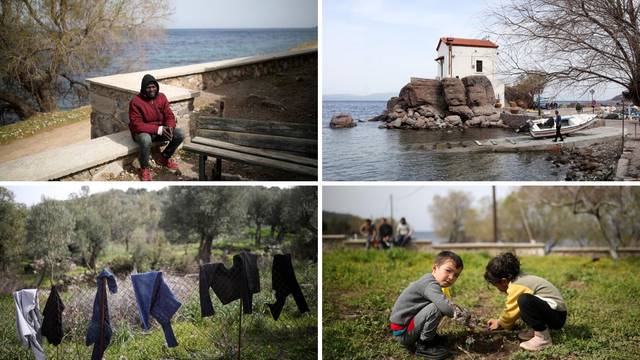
[436,37,499,51]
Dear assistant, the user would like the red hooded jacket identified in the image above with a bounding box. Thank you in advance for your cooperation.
[128,74,176,138]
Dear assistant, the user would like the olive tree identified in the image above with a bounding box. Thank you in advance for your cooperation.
[26,198,75,284]
[0,0,172,118]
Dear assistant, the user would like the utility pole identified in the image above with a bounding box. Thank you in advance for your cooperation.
[389,194,394,225]
[590,89,595,114]
[493,186,498,243]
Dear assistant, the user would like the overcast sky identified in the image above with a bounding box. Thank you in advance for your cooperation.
[323,185,518,231]
[168,0,317,29]
[5,184,169,206]
[323,0,624,100]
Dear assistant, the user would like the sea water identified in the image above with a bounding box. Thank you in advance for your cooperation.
[322,101,569,181]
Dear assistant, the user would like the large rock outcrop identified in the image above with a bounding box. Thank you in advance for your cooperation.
[371,75,504,130]
[398,78,446,116]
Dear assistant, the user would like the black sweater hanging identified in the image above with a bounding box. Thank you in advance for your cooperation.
[268,253,310,320]
[199,251,260,317]
[41,285,65,346]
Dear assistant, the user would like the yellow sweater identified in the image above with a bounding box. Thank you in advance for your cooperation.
[498,274,567,329]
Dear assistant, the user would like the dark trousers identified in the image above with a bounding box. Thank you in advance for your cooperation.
[517,293,567,331]
[134,128,185,168]
[554,125,563,141]
[396,235,411,247]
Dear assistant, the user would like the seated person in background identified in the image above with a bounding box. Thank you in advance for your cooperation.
[360,219,377,250]
[129,74,185,181]
[378,218,393,249]
[395,217,413,247]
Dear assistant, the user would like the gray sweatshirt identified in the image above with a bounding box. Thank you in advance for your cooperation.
[390,273,454,326]
[13,289,45,360]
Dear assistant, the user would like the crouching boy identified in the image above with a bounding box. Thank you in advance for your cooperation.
[389,251,463,360]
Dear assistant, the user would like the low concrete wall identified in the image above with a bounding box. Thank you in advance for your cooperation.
[551,247,640,258]
[432,243,545,256]
[341,239,433,251]
[322,235,640,258]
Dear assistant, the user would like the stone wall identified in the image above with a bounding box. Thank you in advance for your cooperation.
[160,51,317,91]
[89,84,194,139]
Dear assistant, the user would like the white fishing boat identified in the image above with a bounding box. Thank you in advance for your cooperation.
[528,113,599,139]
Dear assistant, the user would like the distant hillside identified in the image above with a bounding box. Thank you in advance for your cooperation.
[322,211,365,235]
[324,92,396,101]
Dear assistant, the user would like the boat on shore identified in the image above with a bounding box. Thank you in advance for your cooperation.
[528,114,598,139]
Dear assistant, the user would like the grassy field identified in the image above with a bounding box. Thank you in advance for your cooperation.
[0,106,90,145]
[323,248,640,360]
[1,244,317,360]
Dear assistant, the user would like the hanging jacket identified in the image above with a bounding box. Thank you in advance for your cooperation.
[131,271,181,347]
[199,251,260,317]
[128,74,176,138]
[13,289,46,360]
[41,285,65,346]
[267,254,310,320]
[86,269,118,360]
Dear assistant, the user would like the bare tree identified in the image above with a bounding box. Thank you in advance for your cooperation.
[429,191,475,243]
[0,0,172,118]
[488,0,640,104]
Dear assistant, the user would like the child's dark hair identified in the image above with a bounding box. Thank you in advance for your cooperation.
[484,252,520,284]
[434,251,464,270]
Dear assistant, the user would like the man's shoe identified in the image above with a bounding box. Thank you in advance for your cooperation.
[552,139,557,142]
[155,154,179,170]
[139,167,152,181]
[415,339,451,360]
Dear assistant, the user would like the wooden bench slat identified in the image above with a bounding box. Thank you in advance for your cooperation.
[197,129,317,155]
[183,142,317,178]
[198,116,317,139]
[190,137,317,167]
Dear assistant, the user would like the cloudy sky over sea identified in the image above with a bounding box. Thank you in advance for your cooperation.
[169,0,317,29]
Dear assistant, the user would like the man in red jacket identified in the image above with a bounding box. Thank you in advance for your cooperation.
[129,74,184,181]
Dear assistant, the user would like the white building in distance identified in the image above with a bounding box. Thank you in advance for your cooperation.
[435,37,505,107]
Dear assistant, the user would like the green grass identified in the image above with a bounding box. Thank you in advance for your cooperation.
[323,249,640,360]
[0,259,317,360]
[0,106,90,145]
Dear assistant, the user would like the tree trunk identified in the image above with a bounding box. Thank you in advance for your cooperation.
[276,225,286,243]
[125,235,129,252]
[0,90,37,118]
[35,82,58,112]
[255,223,261,247]
[595,213,620,260]
[198,234,213,264]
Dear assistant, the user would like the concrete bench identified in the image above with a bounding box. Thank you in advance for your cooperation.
[0,130,159,180]
[183,115,317,180]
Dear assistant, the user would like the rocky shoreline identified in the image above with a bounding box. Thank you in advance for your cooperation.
[546,139,622,180]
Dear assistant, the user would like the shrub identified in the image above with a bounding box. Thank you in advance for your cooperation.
[109,255,134,276]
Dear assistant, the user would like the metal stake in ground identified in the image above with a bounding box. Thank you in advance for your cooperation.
[237,298,242,360]
[98,277,106,358]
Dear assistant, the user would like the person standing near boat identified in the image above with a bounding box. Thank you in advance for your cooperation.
[552,110,564,142]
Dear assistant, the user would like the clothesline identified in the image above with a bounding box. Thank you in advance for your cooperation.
[12,251,310,360]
